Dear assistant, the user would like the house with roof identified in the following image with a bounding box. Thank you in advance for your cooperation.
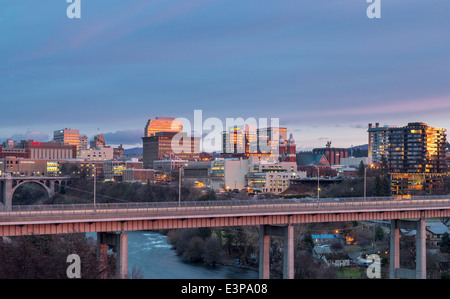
[319,252,352,267]
[311,234,344,245]
[400,221,450,247]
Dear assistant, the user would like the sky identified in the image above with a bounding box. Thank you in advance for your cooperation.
[1,0,450,150]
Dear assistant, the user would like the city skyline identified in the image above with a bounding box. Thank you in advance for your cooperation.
[2,1,450,149]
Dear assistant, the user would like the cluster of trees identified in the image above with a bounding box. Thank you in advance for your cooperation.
[0,234,117,279]
[45,179,217,205]
[166,227,259,268]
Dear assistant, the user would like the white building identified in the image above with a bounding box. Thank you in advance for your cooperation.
[211,158,249,191]
[78,146,114,161]
[246,159,306,194]
[210,157,306,194]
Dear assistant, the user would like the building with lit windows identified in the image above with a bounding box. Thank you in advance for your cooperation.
[54,128,80,149]
[78,146,114,161]
[368,123,391,163]
[142,132,201,169]
[210,157,306,193]
[221,126,294,162]
[144,117,183,137]
[387,122,447,195]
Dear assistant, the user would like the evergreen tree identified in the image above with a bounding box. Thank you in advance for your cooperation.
[302,232,315,253]
[358,161,365,178]
[375,175,383,196]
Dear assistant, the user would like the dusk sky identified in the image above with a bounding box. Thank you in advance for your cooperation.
[1,0,450,150]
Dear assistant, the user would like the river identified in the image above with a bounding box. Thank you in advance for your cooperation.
[90,231,258,279]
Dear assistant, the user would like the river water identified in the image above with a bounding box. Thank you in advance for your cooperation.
[91,231,258,279]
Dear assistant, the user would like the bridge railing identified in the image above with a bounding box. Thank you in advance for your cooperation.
[1,194,450,220]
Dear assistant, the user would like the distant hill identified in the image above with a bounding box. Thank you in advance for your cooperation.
[123,147,143,156]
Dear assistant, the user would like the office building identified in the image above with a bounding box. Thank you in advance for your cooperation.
[221,126,293,162]
[78,146,114,161]
[79,135,88,150]
[122,169,154,183]
[142,131,201,169]
[28,142,77,160]
[54,128,80,149]
[144,117,183,137]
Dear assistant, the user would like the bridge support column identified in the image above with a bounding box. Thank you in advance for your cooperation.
[97,232,128,279]
[1,178,13,210]
[259,225,294,279]
[389,218,426,279]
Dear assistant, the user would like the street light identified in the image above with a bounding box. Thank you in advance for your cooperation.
[313,165,320,199]
[179,163,188,207]
[364,164,374,201]
[93,164,96,206]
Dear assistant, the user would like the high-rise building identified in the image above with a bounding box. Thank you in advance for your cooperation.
[368,123,391,163]
[221,126,292,162]
[387,122,447,195]
[54,128,80,149]
[142,132,201,169]
[144,117,183,137]
[222,125,258,157]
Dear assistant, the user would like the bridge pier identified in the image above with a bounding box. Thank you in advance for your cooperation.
[1,178,13,210]
[259,225,294,279]
[97,232,128,279]
[389,218,426,279]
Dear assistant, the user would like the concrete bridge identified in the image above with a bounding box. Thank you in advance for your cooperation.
[0,174,71,208]
[1,195,450,279]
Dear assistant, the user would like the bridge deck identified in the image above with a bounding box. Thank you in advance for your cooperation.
[1,195,450,236]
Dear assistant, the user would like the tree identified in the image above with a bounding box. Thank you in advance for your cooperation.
[301,232,315,253]
[375,175,383,196]
[203,236,224,267]
[374,226,384,242]
[358,161,365,178]
[440,232,450,253]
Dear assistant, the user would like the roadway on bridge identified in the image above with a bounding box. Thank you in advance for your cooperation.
[1,195,450,226]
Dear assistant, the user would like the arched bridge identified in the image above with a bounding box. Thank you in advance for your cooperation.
[0,174,72,208]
